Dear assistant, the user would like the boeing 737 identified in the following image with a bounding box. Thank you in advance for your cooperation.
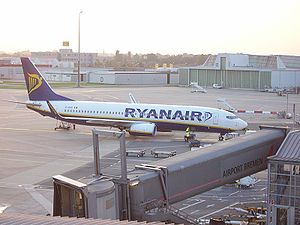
[20,57,248,137]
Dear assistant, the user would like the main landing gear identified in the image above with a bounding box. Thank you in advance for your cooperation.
[219,134,224,141]
[184,133,196,142]
[54,120,75,130]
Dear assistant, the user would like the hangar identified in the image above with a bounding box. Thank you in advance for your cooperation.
[179,53,300,90]
[88,71,179,85]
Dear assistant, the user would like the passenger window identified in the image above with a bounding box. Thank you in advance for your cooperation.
[226,115,238,119]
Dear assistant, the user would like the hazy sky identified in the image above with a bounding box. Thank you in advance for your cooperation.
[1,0,300,55]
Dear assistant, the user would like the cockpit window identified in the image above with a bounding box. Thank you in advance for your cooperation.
[226,115,238,119]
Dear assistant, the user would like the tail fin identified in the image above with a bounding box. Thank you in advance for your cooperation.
[21,57,73,101]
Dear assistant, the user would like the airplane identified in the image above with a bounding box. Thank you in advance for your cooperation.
[189,82,207,93]
[20,57,248,137]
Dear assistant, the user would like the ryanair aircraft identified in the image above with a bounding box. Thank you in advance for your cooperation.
[20,57,248,137]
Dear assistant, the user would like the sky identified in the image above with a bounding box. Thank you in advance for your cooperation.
[1,0,300,55]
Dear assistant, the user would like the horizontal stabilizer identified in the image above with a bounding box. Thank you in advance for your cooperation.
[4,100,42,107]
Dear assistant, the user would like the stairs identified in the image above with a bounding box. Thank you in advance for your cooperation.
[144,200,201,225]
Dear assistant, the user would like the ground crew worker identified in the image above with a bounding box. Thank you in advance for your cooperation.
[185,127,190,141]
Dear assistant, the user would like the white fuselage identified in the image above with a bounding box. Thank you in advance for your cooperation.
[27,100,248,133]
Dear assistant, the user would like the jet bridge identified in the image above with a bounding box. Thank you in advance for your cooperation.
[127,127,287,222]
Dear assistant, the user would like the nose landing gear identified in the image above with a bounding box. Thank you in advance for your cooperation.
[219,134,224,141]
[184,133,196,142]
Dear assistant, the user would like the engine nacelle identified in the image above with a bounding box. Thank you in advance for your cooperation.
[129,123,157,136]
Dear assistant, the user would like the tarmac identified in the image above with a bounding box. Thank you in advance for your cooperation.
[0,85,299,220]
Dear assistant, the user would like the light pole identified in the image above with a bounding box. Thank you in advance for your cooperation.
[77,11,83,88]
[286,93,289,115]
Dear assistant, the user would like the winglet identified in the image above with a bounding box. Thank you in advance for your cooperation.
[217,98,236,112]
[129,93,138,103]
[46,101,64,120]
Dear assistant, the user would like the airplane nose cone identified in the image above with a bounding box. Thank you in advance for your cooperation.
[239,119,248,130]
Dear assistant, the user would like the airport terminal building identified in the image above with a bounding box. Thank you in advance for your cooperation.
[0,57,178,85]
[31,49,97,66]
[267,130,300,225]
[179,53,300,90]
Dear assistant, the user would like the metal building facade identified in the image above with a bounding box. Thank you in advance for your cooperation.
[179,68,271,89]
[272,70,300,88]
[178,68,189,85]
[179,53,300,90]
[267,130,300,225]
[89,72,179,85]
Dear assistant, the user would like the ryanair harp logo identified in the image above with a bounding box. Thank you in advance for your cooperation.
[27,73,42,94]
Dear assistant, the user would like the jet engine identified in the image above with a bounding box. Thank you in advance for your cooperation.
[129,123,157,136]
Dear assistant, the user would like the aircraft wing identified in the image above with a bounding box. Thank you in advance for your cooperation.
[46,101,149,128]
[65,116,143,128]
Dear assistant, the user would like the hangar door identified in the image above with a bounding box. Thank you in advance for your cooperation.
[190,69,198,84]
[178,69,189,85]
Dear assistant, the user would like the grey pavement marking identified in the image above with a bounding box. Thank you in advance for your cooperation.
[198,202,239,219]
[25,186,52,214]
[179,200,205,210]
[239,200,266,204]
[0,158,92,186]
[104,95,120,100]
[190,210,200,215]
[229,191,240,196]
[0,148,63,157]
[0,157,47,164]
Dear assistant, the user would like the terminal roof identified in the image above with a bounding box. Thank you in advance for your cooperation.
[269,130,300,163]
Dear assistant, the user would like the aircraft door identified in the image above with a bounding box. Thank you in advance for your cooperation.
[213,113,219,125]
